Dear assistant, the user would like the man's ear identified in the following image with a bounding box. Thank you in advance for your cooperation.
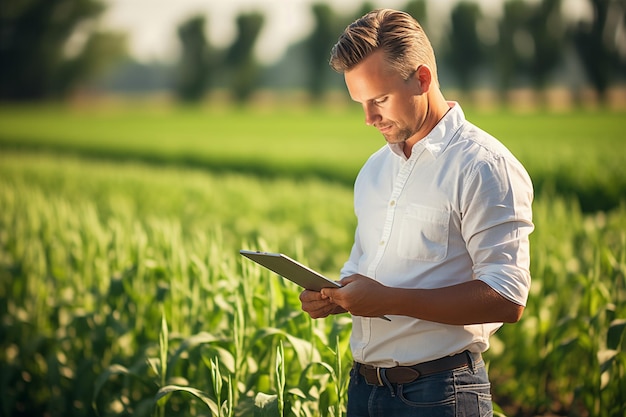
[413,65,433,93]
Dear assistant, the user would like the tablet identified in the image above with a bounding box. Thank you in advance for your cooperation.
[239,250,341,291]
[240,250,391,321]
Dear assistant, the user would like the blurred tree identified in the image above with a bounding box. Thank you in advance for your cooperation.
[353,2,377,21]
[403,0,428,28]
[299,1,428,100]
[305,3,338,101]
[445,1,485,94]
[527,0,565,96]
[96,58,175,93]
[403,0,430,62]
[619,0,626,76]
[495,0,534,103]
[0,0,125,101]
[571,0,626,103]
[225,12,264,103]
[176,15,215,103]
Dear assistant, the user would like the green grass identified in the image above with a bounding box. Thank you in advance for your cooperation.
[0,104,380,185]
[1,104,624,210]
[1,104,625,416]
[471,110,626,211]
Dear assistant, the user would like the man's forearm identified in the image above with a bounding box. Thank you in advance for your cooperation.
[383,280,524,325]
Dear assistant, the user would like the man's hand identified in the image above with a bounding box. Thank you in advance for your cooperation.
[320,274,390,318]
[302,274,524,324]
[299,289,346,319]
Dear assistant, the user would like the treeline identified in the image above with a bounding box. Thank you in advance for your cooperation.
[1,0,625,104]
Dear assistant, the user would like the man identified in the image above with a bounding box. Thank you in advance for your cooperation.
[299,9,534,417]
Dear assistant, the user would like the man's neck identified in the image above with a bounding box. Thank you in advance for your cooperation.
[403,92,451,158]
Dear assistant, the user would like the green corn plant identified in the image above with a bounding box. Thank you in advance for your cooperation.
[1,135,626,417]
[94,311,221,416]
[332,336,348,417]
[208,357,235,417]
[276,341,286,417]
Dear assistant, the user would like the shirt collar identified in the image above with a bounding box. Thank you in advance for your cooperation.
[389,101,465,159]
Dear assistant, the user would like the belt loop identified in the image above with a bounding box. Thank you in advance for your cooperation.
[466,351,476,373]
[376,367,383,386]
[379,368,396,397]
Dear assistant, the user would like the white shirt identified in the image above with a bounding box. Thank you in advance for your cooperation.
[341,102,534,367]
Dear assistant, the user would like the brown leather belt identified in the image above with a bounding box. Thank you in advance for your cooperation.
[357,351,480,386]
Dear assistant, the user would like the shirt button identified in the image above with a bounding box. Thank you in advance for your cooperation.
[389,200,396,207]
[380,240,385,246]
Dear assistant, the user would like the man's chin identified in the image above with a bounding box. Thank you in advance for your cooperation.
[383,134,404,144]
[383,129,413,145]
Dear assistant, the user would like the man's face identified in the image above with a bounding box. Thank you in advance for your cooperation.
[344,50,426,148]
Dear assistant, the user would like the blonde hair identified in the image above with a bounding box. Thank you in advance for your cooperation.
[329,9,438,84]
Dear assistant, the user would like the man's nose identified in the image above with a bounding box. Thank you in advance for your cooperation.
[363,103,381,126]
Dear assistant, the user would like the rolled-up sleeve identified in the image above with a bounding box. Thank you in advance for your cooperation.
[462,155,534,306]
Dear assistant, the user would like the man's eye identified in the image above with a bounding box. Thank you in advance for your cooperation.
[374,97,388,105]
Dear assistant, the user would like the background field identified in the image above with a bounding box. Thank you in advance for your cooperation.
[0,104,625,417]
[1,103,624,211]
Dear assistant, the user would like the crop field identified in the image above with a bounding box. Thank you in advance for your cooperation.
[0,104,625,417]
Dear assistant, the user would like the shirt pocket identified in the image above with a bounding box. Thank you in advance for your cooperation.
[398,204,450,262]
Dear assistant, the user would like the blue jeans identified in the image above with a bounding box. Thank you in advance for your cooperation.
[347,355,493,417]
